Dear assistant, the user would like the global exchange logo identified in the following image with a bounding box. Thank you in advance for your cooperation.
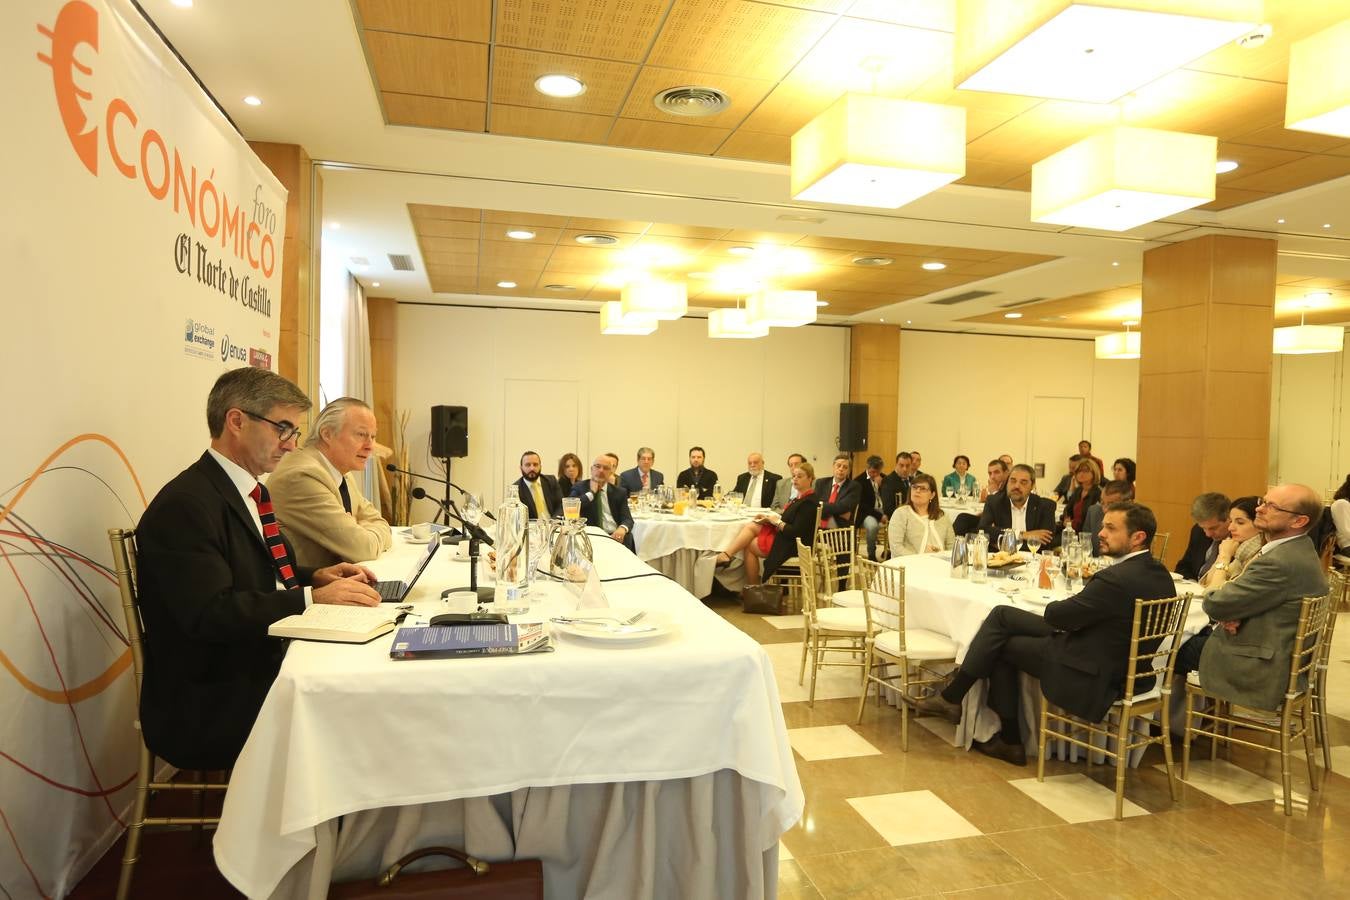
[184,318,215,360]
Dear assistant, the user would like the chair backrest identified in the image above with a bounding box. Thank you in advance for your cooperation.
[815,526,857,590]
[1319,533,1336,574]
[1317,571,1345,677]
[1149,532,1170,563]
[1287,590,1335,700]
[796,538,818,620]
[108,528,146,700]
[1121,592,1192,700]
[855,558,900,644]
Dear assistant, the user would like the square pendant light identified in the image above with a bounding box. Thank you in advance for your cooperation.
[1031,126,1216,231]
[600,302,657,335]
[620,278,687,321]
[1273,324,1344,355]
[1286,19,1350,138]
[708,308,768,339]
[791,94,965,209]
[746,290,818,328]
[955,0,1261,104]
[1094,330,1140,359]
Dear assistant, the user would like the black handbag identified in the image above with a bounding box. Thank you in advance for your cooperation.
[741,583,788,615]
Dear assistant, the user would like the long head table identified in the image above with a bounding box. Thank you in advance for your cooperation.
[212,527,803,898]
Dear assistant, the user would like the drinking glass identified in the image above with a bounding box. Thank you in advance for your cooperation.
[462,493,483,527]
[998,528,1018,557]
[1026,535,1043,557]
[525,519,550,590]
[945,485,955,500]
[562,497,581,521]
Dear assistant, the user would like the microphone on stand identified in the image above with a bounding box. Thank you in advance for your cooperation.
[411,487,494,546]
[388,464,496,521]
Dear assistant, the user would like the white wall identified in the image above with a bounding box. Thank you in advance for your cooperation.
[395,305,850,520]
[897,331,1138,483]
[1270,345,1348,497]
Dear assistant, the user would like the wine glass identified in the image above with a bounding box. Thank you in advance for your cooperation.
[525,519,550,589]
[1025,535,1043,557]
[462,493,483,528]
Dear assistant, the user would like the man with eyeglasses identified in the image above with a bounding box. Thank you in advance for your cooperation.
[1174,484,1329,709]
[268,396,393,568]
[571,454,635,550]
[136,368,382,771]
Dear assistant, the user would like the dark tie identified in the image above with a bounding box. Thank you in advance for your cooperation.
[1199,540,1219,578]
[339,479,353,514]
[249,483,299,589]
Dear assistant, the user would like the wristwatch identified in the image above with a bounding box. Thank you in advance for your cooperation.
[1211,562,1229,572]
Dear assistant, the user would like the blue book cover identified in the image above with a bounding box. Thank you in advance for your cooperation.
[389,622,548,659]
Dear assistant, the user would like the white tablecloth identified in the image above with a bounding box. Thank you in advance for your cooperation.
[631,511,755,597]
[213,528,803,898]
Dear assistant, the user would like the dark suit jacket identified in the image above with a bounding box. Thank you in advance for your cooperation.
[854,473,886,522]
[977,493,1060,548]
[676,466,718,500]
[1174,524,1218,580]
[515,474,562,520]
[618,467,664,495]
[1040,551,1178,721]
[814,477,861,528]
[1062,483,1102,530]
[878,472,910,517]
[135,452,314,769]
[764,491,822,579]
[733,470,781,508]
[570,480,636,550]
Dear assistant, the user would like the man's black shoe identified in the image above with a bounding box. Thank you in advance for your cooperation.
[973,737,1027,766]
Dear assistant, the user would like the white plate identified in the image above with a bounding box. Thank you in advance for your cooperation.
[706,513,741,522]
[403,534,435,545]
[550,608,672,644]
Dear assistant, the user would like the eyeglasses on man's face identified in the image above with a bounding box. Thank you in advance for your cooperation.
[245,410,301,444]
[1257,497,1300,516]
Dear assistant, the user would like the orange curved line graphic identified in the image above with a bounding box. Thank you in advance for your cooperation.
[0,646,131,704]
[0,432,148,531]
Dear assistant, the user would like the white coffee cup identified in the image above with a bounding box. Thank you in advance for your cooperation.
[410,522,431,541]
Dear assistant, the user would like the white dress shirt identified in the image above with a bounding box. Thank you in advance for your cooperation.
[1010,498,1029,537]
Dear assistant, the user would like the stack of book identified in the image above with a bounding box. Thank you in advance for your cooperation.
[390,621,551,659]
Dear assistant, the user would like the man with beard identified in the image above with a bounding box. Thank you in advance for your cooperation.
[515,450,562,520]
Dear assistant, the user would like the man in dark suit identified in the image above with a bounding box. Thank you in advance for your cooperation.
[618,446,664,495]
[854,455,887,559]
[515,450,562,520]
[815,453,860,529]
[918,502,1176,765]
[676,446,718,499]
[977,463,1058,549]
[1174,492,1231,580]
[571,454,635,550]
[732,451,781,508]
[136,368,382,770]
[879,451,913,517]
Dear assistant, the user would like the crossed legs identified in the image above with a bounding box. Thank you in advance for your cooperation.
[719,522,768,585]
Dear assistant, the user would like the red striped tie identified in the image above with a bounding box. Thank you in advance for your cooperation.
[249,483,299,589]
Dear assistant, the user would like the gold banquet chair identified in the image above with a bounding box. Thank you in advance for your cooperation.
[816,526,864,609]
[796,538,871,706]
[854,558,958,750]
[1037,593,1193,821]
[1183,590,1334,816]
[108,528,230,900]
[1312,571,1347,772]
[767,503,823,611]
[1149,532,1170,564]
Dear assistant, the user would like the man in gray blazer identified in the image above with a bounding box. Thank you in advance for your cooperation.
[771,453,807,509]
[1187,484,1329,710]
[618,447,663,495]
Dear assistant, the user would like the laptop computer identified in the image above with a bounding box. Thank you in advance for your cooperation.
[374,537,440,602]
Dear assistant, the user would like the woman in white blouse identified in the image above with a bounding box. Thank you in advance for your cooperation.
[889,473,956,557]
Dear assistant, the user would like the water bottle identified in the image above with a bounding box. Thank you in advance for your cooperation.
[495,480,529,605]
[1061,524,1075,559]
[950,534,969,579]
[970,532,988,584]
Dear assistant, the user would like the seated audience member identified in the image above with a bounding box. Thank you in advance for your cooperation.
[981,458,1009,502]
[515,450,562,520]
[557,453,584,495]
[1174,485,1329,706]
[816,453,860,529]
[676,446,718,500]
[136,368,381,770]
[570,455,634,550]
[1332,474,1350,552]
[771,453,806,509]
[603,451,621,485]
[1112,457,1136,486]
[998,453,1014,469]
[910,450,925,476]
[1052,454,1083,500]
[716,462,818,585]
[1082,480,1134,552]
[889,474,956,557]
[268,397,393,568]
[1198,496,1262,589]
[1061,458,1102,532]
[879,452,913,516]
[1174,492,1231,580]
[1078,440,1105,483]
[734,452,781,508]
[978,464,1057,549]
[917,503,1175,765]
[618,447,664,495]
[854,455,887,560]
[942,455,978,497]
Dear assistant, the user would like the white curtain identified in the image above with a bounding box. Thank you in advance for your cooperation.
[318,257,379,510]
[343,275,379,510]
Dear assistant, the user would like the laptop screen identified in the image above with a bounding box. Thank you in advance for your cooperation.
[400,536,440,587]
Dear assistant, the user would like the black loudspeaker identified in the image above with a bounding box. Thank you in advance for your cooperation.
[430,405,469,458]
[839,403,869,452]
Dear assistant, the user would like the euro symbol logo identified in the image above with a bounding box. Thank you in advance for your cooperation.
[38,0,100,176]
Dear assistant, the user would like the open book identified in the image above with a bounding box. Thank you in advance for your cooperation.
[268,604,397,644]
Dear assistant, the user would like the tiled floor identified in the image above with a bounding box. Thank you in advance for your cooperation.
[716,596,1350,900]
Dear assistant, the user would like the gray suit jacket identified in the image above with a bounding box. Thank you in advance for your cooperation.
[1199,535,1329,710]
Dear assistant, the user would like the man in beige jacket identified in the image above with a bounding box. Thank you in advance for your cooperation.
[268,397,393,568]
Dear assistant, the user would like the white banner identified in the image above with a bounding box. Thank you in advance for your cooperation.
[1,1,286,895]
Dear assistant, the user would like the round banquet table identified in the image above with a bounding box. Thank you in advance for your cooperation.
[630,508,761,597]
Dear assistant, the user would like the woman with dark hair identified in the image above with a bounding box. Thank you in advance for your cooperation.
[556,453,583,495]
[1201,495,1263,588]
[941,455,977,496]
[1061,458,1102,531]
[715,462,819,585]
[1112,457,1136,485]
[889,473,956,556]
[1331,475,1350,551]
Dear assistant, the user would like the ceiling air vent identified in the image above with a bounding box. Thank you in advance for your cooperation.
[930,289,997,306]
[574,234,619,246]
[852,256,894,267]
[999,296,1047,308]
[544,283,577,292]
[388,254,415,271]
[653,86,731,118]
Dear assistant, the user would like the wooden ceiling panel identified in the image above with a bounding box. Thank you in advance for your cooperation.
[495,0,672,62]
[647,0,835,81]
[491,47,638,115]
[1120,70,1286,141]
[489,105,613,143]
[632,235,716,254]
[714,130,789,164]
[618,67,775,129]
[1224,155,1350,194]
[383,93,486,130]
[409,204,481,222]
[1230,123,1349,155]
[420,251,479,268]
[482,210,571,227]
[418,236,480,254]
[544,247,625,271]
[959,158,1027,188]
[566,217,652,232]
[428,277,477,292]
[355,0,491,42]
[1184,0,1350,81]
[737,83,835,136]
[478,242,557,264]
[645,223,730,240]
[414,219,480,239]
[964,101,1120,166]
[365,31,488,100]
[607,119,731,154]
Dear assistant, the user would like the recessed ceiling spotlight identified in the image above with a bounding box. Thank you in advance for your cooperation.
[905,320,912,325]
[534,74,586,98]
[575,233,619,246]
[1040,315,1066,321]
[1236,24,1273,49]
[1277,218,1286,224]
[544,283,577,291]
[727,246,755,257]
[243,95,262,106]
[879,318,885,323]
[921,261,946,271]
[171,0,193,7]
[815,300,830,307]
[1305,291,1333,304]
[497,281,517,289]
[327,221,340,230]
[1215,159,1239,174]
[1324,223,1333,229]
[505,229,535,240]
[371,281,381,288]
[852,256,893,267]
[777,214,827,224]
[1111,261,1119,266]
[1004,312,1023,319]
